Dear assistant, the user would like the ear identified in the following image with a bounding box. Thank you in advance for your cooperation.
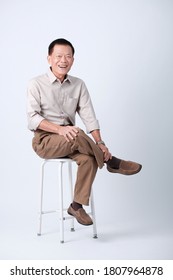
[47,55,51,65]
[71,56,74,65]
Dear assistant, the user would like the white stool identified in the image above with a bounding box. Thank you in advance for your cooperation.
[37,158,98,243]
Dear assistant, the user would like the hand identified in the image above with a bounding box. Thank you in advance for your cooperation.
[57,126,79,142]
[98,144,112,161]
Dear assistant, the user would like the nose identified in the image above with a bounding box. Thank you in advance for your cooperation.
[60,55,67,63]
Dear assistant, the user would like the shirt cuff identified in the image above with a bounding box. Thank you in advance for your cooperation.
[27,114,45,131]
[85,120,100,134]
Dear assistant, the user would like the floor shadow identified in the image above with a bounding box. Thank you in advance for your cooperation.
[97,222,173,243]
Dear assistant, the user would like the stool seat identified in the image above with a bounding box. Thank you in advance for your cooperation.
[43,158,72,162]
[38,158,97,243]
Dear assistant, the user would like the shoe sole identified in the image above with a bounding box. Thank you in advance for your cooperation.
[67,210,93,226]
[107,164,142,175]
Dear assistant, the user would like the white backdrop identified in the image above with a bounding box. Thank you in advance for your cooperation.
[0,0,173,260]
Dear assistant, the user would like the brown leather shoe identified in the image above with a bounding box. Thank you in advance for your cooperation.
[107,159,142,175]
[67,205,93,226]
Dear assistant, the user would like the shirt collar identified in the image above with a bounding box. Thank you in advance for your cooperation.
[47,67,72,84]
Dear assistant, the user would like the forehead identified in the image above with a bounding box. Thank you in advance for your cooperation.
[52,44,73,55]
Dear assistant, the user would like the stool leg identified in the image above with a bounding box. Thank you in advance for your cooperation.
[68,162,75,232]
[58,162,64,243]
[90,190,98,239]
[38,161,45,236]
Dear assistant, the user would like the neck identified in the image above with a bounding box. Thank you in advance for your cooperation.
[50,68,66,82]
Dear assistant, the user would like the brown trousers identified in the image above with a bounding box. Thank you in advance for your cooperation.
[32,129,104,205]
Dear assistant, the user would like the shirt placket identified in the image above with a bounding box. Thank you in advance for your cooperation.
[58,85,65,124]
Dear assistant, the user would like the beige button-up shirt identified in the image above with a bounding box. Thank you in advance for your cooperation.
[27,68,100,133]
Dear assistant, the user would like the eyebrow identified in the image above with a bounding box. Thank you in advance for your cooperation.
[55,52,72,56]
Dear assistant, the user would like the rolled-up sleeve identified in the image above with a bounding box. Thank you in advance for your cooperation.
[77,82,100,133]
[27,80,45,131]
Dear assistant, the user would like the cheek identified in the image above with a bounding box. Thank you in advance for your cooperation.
[69,60,74,67]
[53,59,58,65]
[48,57,59,65]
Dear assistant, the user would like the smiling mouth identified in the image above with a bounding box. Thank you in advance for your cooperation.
[58,65,67,68]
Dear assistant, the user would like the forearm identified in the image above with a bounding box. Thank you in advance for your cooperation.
[38,119,61,133]
[90,129,103,143]
[38,119,79,142]
[91,129,112,161]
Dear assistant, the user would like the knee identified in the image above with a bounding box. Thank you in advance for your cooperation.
[77,129,89,140]
[79,154,98,169]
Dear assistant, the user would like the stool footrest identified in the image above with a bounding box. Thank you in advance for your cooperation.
[40,208,69,215]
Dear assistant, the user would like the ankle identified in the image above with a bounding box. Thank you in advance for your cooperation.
[107,156,121,169]
[72,201,83,211]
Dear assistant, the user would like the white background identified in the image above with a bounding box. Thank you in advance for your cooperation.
[0,0,173,260]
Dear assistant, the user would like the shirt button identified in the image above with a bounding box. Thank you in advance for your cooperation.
[60,112,64,119]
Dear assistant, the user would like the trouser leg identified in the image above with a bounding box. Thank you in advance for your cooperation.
[69,152,98,205]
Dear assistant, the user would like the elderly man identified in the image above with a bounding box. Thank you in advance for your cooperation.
[27,38,142,226]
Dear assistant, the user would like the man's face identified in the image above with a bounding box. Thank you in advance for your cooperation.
[48,44,74,81]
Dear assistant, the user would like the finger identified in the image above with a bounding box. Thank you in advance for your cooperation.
[63,132,70,142]
[104,152,111,162]
[73,127,79,133]
[66,130,78,141]
[67,132,75,140]
[68,129,78,139]
[71,128,79,136]
[65,134,70,142]
[70,131,78,138]
[66,128,78,138]
[104,154,110,161]
[73,126,79,132]
[102,150,108,161]
[64,136,70,142]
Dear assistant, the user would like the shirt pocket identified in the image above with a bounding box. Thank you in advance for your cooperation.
[64,97,78,113]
